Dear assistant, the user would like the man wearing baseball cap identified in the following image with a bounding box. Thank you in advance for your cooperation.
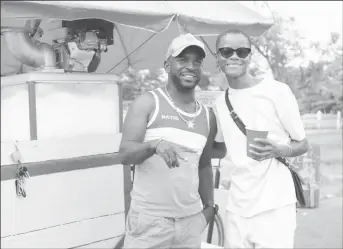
[119,33,226,248]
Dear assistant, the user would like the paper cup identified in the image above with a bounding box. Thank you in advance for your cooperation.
[246,129,268,158]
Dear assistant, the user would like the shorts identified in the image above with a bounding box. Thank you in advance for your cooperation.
[225,204,297,248]
[123,208,207,249]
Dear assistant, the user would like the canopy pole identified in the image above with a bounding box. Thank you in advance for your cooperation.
[106,28,157,73]
[176,15,187,35]
[199,36,216,58]
[28,81,38,140]
[115,24,131,66]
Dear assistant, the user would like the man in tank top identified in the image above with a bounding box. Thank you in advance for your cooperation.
[119,33,226,248]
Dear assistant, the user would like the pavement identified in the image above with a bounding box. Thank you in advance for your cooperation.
[295,196,342,249]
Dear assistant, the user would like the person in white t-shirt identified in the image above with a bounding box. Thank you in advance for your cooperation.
[213,29,309,248]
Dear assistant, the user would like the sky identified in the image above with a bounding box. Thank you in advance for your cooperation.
[239,1,343,43]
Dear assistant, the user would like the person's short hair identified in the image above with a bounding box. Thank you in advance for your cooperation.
[215,28,252,50]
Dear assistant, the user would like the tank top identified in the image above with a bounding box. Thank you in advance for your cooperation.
[130,87,210,218]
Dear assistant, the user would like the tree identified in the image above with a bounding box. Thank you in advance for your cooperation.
[248,2,342,113]
[120,67,166,100]
[252,14,305,86]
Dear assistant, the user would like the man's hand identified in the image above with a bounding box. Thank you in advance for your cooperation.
[248,138,289,161]
[153,140,195,168]
[202,206,215,224]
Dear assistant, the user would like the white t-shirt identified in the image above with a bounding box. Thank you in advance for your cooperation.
[214,79,306,217]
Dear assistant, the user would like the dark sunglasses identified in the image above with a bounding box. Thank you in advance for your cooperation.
[217,47,251,59]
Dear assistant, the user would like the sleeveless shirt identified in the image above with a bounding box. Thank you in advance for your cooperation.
[130,87,210,218]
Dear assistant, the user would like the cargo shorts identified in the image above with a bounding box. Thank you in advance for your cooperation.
[123,208,208,249]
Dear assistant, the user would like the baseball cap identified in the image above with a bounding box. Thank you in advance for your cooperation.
[165,33,206,60]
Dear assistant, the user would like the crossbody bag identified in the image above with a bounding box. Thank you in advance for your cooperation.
[224,88,306,207]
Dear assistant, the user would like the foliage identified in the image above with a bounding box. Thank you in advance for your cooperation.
[120,67,166,100]
[237,6,342,113]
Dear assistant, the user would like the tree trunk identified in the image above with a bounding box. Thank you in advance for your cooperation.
[252,42,277,79]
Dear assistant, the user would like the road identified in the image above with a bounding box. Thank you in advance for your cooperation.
[295,196,342,248]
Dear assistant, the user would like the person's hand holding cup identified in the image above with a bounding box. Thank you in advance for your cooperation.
[246,128,269,160]
[247,128,290,161]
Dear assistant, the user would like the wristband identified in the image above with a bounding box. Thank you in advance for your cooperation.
[204,203,219,215]
[154,138,164,152]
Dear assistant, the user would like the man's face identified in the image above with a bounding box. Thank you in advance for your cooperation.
[165,46,204,91]
[216,33,251,78]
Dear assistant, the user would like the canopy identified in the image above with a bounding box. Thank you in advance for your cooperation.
[1,1,274,75]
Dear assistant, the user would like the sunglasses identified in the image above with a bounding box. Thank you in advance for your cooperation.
[217,47,251,59]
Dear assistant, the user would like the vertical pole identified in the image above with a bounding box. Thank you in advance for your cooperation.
[337,111,341,130]
[28,81,38,140]
[207,161,221,244]
[118,83,123,133]
[214,167,221,189]
[314,144,321,208]
[316,110,322,130]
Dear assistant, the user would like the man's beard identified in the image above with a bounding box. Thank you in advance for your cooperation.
[170,74,198,92]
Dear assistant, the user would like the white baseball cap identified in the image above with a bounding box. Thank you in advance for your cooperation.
[165,33,206,60]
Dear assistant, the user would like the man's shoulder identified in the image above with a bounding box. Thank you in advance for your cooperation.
[262,78,291,91]
[129,90,156,113]
[259,78,293,97]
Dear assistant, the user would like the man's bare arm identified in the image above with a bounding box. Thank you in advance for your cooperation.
[277,85,309,157]
[250,85,309,161]
[249,138,309,161]
[211,141,227,159]
[285,138,309,157]
[210,107,226,159]
[198,109,221,207]
[119,92,189,167]
[119,93,159,165]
